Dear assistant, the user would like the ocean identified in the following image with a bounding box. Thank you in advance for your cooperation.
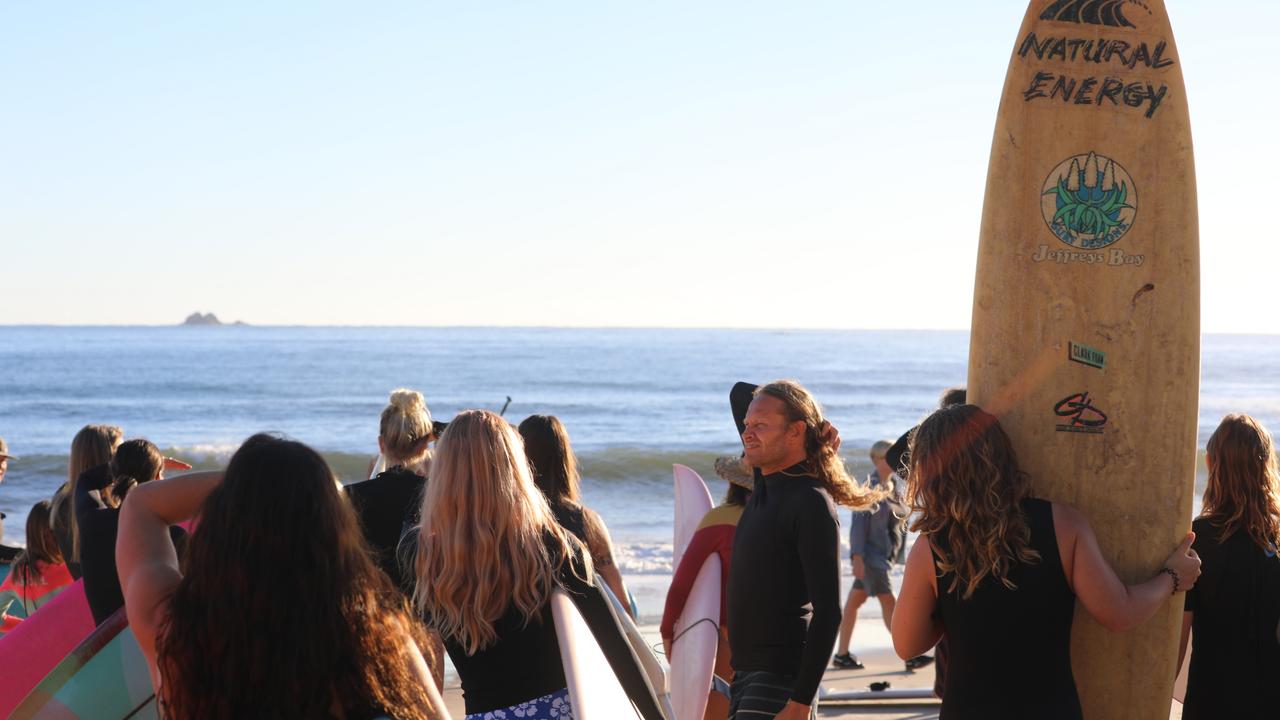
[2,326,1277,620]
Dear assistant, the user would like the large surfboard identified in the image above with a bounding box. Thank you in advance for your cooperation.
[968,2,1198,719]
[10,608,156,719]
[0,579,97,717]
[670,464,719,720]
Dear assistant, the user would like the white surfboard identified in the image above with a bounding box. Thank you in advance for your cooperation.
[670,464,719,720]
[670,557,721,720]
[551,588,642,719]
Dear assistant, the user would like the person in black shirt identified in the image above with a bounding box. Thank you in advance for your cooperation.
[727,380,882,720]
[346,389,435,594]
[52,424,122,579]
[75,439,188,625]
[893,405,1202,719]
[1179,413,1280,719]
[405,410,663,720]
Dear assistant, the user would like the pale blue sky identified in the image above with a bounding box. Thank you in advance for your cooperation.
[2,2,1274,330]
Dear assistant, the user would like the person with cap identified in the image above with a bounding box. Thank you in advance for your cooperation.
[660,454,754,720]
[832,440,928,672]
[0,436,20,563]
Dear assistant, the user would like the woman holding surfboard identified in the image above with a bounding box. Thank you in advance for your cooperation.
[1178,413,1280,718]
[892,404,1202,719]
[405,410,664,720]
[117,433,449,719]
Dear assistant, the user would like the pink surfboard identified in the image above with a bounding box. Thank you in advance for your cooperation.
[0,580,95,717]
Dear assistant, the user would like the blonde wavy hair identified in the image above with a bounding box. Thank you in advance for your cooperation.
[755,381,882,509]
[412,410,589,654]
[1203,413,1280,553]
[53,424,124,562]
[907,404,1040,599]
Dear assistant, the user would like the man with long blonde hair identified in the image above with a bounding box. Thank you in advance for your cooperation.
[726,380,880,720]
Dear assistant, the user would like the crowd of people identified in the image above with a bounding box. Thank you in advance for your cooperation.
[0,379,1277,719]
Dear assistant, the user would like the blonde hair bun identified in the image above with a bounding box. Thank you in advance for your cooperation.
[380,388,433,466]
[388,389,426,412]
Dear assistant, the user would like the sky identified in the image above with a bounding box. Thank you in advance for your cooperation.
[1,1,1275,331]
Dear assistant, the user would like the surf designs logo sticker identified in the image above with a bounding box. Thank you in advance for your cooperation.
[1054,392,1108,434]
[1041,152,1137,249]
[1040,0,1151,29]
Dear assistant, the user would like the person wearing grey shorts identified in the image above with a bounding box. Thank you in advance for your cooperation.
[832,441,933,672]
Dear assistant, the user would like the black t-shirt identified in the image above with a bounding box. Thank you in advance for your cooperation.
[1183,517,1280,719]
[931,498,1080,720]
[344,467,425,594]
[398,529,663,718]
[75,465,187,625]
[727,463,842,704]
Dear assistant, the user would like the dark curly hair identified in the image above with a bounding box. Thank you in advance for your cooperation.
[156,433,435,719]
[907,404,1040,599]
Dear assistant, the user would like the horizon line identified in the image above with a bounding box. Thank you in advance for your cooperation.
[0,323,1276,337]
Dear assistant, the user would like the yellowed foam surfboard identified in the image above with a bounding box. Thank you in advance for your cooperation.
[968,2,1198,718]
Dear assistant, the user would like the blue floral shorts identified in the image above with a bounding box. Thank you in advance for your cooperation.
[465,687,575,720]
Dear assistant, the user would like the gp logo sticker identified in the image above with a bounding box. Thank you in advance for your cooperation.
[1041,152,1138,250]
[1054,391,1108,434]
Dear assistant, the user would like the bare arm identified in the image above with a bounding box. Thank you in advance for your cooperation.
[117,471,223,672]
[1055,503,1199,632]
[583,508,633,619]
[891,534,943,659]
[400,624,451,719]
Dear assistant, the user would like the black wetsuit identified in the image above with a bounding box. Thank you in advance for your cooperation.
[75,465,187,625]
[931,498,1080,720]
[344,466,425,594]
[398,530,663,718]
[1182,517,1280,719]
[727,462,842,706]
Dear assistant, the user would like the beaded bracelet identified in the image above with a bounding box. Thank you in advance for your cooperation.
[1159,566,1180,594]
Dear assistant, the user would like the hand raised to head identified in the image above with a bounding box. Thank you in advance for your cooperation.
[818,420,842,453]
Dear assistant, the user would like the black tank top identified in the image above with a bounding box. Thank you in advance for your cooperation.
[931,497,1081,720]
[550,500,587,545]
